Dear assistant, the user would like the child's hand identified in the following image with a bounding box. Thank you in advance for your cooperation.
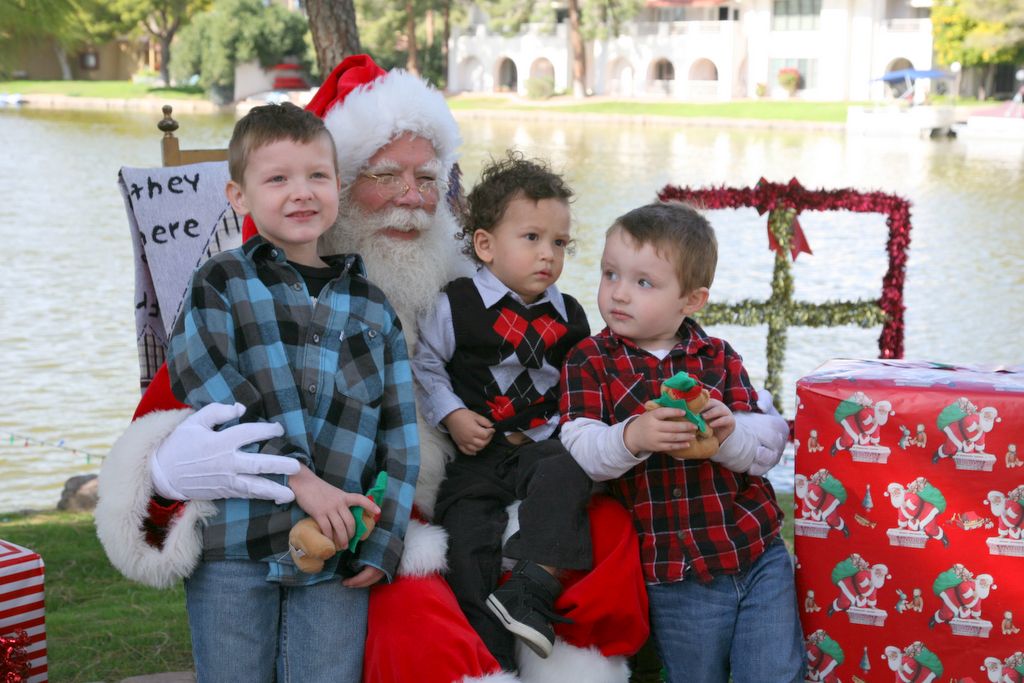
[343,566,386,589]
[290,465,381,549]
[442,408,494,455]
[624,407,696,455]
[701,399,736,443]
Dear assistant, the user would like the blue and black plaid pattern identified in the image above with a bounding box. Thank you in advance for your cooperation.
[560,319,782,584]
[167,235,419,584]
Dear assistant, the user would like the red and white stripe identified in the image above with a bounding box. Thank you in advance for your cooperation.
[0,540,47,683]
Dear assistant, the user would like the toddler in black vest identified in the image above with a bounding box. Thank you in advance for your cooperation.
[412,151,593,669]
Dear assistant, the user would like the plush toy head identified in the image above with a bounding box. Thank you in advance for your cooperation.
[643,371,719,460]
[288,509,378,574]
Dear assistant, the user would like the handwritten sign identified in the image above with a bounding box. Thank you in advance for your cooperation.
[118,161,242,390]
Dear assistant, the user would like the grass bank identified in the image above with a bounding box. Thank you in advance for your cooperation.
[1,493,795,681]
[1,79,859,123]
[0,510,191,682]
[448,95,859,123]
[0,80,204,100]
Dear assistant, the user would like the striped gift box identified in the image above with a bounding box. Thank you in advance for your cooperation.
[0,539,47,682]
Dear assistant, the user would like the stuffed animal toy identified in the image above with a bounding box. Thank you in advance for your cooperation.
[643,371,719,460]
[288,471,389,573]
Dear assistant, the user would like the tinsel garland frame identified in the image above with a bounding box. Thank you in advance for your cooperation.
[0,629,30,683]
[658,178,910,409]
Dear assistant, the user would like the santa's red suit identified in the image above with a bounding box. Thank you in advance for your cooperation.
[897,491,944,542]
[831,569,878,613]
[95,55,649,682]
[802,483,847,534]
[804,642,841,682]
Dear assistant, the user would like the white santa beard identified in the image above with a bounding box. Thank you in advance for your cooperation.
[323,200,461,327]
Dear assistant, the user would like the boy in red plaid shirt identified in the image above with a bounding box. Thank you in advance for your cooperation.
[559,202,803,683]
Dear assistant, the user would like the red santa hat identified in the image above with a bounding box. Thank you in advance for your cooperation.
[311,54,461,187]
[242,53,462,241]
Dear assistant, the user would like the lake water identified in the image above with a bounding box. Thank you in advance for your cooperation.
[1,107,1022,512]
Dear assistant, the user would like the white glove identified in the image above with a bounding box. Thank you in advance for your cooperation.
[748,390,790,477]
[150,402,300,504]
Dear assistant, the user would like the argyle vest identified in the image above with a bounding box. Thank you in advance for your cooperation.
[445,277,589,432]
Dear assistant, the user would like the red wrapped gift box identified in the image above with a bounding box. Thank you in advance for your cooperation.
[794,360,1024,682]
[1,540,47,682]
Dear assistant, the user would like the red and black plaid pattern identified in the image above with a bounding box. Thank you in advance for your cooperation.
[560,320,783,584]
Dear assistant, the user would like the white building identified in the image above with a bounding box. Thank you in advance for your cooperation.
[448,0,934,101]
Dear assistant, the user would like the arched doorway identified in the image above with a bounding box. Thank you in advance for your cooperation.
[883,57,914,98]
[496,57,518,92]
[608,57,634,96]
[648,58,675,95]
[530,57,555,82]
[457,56,484,92]
[688,58,718,81]
[687,58,719,99]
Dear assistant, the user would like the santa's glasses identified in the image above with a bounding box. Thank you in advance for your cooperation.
[359,172,445,202]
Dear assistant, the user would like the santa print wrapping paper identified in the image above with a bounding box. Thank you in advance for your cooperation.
[794,360,1024,683]
[0,540,46,682]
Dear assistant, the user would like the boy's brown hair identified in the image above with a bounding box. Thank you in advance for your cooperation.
[457,150,574,263]
[608,201,717,294]
[227,102,337,183]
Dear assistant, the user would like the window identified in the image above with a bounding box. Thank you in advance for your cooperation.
[79,51,99,70]
[769,58,819,90]
[772,0,821,30]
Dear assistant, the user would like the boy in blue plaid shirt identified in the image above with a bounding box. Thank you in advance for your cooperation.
[166,102,419,683]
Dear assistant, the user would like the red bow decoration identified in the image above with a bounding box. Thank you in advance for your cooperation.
[754,177,813,260]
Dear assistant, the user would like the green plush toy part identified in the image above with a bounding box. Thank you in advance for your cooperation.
[348,470,388,553]
[652,372,708,433]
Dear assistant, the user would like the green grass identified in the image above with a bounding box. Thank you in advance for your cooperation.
[449,96,859,123]
[0,80,204,99]
[0,493,795,680]
[0,511,191,682]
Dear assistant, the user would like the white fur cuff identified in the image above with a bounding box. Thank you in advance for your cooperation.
[95,408,216,589]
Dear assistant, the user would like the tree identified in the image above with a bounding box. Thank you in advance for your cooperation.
[107,0,211,86]
[171,0,310,99]
[305,0,360,77]
[353,0,458,86]
[933,0,1024,96]
[0,0,133,79]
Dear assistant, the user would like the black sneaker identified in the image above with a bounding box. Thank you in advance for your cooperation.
[486,560,569,658]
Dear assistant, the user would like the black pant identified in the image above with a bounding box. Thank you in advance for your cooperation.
[434,435,594,670]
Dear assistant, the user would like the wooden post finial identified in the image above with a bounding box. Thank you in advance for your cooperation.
[158,105,179,137]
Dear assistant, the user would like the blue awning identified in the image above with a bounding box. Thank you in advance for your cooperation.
[875,68,954,82]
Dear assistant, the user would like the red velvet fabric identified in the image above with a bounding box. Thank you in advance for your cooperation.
[366,575,501,683]
[554,495,650,656]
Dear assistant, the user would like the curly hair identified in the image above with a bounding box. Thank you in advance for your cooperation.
[456,150,574,263]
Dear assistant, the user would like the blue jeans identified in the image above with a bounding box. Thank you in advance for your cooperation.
[647,539,804,683]
[185,560,368,683]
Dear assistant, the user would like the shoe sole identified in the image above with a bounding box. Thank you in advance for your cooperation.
[485,594,554,659]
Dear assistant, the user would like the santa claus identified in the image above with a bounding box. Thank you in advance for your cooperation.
[95,54,788,682]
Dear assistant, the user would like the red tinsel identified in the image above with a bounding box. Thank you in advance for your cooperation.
[657,177,910,359]
[0,630,30,683]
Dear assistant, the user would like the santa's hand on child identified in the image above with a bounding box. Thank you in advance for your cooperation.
[150,402,299,504]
